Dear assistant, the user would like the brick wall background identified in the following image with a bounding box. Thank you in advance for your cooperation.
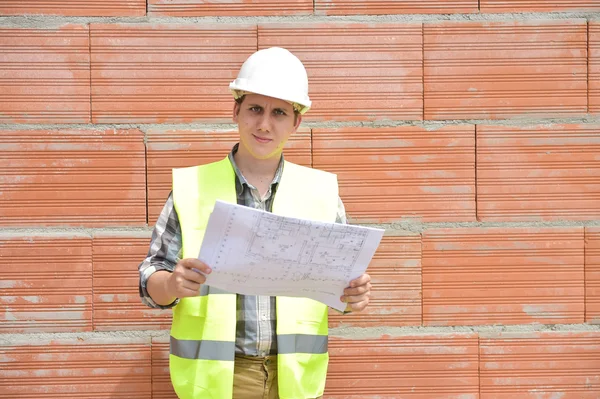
[1,2,600,398]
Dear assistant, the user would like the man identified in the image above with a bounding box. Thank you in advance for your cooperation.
[138,47,372,399]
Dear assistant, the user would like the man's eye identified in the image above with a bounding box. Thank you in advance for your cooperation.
[250,106,262,112]
[274,109,287,116]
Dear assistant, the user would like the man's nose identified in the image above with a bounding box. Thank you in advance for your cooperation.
[257,112,271,132]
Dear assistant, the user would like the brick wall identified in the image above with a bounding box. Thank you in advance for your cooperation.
[1,2,600,398]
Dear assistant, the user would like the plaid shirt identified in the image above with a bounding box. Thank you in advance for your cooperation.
[138,144,347,357]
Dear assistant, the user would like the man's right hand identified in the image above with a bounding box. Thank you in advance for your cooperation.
[164,258,212,299]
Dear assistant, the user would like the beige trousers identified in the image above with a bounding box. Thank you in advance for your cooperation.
[232,355,323,399]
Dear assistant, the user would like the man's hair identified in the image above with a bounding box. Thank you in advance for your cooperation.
[235,95,300,124]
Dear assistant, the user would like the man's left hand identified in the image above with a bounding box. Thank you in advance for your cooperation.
[341,273,371,312]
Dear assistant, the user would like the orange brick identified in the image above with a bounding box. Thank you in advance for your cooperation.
[586,227,600,323]
[422,228,585,326]
[258,23,422,121]
[0,25,90,123]
[589,23,600,114]
[0,234,92,333]
[148,0,311,16]
[325,334,479,398]
[0,129,146,227]
[312,126,475,222]
[93,233,172,331]
[481,1,600,12]
[329,235,421,327]
[316,0,477,15]
[0,337,152,398]
[480,331,600,398]
[152,336,177,399]
[0,0,145,16]
[477,124,600,221]
[146,129,311,224]
[90,23,256,123]
[424,21,587,120]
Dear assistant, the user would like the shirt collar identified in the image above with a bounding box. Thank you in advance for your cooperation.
[228,143,284,190]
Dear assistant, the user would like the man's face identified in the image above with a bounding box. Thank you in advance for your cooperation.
[233,93,302,161]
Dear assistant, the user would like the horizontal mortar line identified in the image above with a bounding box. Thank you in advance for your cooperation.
[91,31,256,36]
[327,353,476,361]
[423,27,586,33]
[1,305,90,310]
[90,30,256,34]
[1,344,149,351]
[476,211,599,216]
[425,58,586,63]
[2,3,144,6]
[0,220,144,224]
[1,187,146,192]
[478,193,600,198]
[1,152,144,156]
[479,131,600,135]
[324,390,480,396]
[0,376,150,384]
[423,281,584,286]
[0,97,89,101]
[424,45,587,52]
[423,266,583,271]
[425,108,586,113]
[424,73,585,79]
[2,292,92,296]
[90,64,239,68]
[425,38,587,44]
[423,233,583,238]
[425,299,584,304]
[0,48,88,53]
[90,50,254,55]
[327,371,478,378]
[480,387,600,393]
[478,149,600,153]
[341,182,473,188]
[477,165,600,170]
[423,265,583,269]
[426,92,586,98]
[256,44,424,50]
[316,147,473,151]
[1,172,145,177]
[2,2,145,6]
[344,197,473,201]
[478,180,600,185]
[481,339,600,345]
[421,251,582,256]
[329,339,479,345]
[259,28,421,33]
[321,165,471,171]
[481,366,600,372]
[425,310,584,314]
[147,6,311,10]
[484,1,600,5]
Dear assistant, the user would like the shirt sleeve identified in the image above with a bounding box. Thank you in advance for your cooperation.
[138,192,182,309]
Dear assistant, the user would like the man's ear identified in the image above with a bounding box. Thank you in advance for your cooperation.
[233,102,240,123]
[292,113,302,132]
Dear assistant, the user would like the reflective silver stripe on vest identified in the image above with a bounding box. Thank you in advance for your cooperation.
[277,334,328,354]
[199,285,231,296]
[170,336,235,361]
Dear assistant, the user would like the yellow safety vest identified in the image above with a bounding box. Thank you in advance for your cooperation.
[170,157,339,399]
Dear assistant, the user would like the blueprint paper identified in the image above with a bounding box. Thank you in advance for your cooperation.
[198,200,384,312]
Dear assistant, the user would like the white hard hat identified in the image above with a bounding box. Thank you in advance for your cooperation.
[229,47,311,114]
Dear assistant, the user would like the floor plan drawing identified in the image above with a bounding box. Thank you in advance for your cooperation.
[243,213,368,283]
[198,200,384,311]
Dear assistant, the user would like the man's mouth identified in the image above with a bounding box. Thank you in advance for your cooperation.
[253,135,272,143]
